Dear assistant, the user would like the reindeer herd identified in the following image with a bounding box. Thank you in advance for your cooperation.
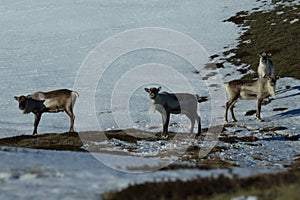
[14,52,277,137]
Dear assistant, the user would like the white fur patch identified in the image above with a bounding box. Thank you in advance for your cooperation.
[43,99,60,109]
[151,100,156,112]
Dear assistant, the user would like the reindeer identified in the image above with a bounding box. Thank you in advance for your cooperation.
[224,77,277,122]
[257,52,275,78]
[145,87,201,137]
[257,52,277,104]
[14,89,78,135]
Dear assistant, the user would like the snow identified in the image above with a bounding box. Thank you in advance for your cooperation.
[0,146,283,200]
[82,76,300,170]
[0,0,260,137]
[290,18,299,24]
[233,196,258,200]
[0,0,299,199]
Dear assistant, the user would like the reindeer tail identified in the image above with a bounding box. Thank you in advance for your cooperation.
[72,91,79,98]
[71,91,79,107]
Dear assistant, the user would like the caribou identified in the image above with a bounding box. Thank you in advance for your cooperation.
[257,52,275,78]
[14,89,78,135]
[224,76,277,122]
[145,87,201,137]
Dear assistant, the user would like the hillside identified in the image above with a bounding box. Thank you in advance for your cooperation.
[103,1,300,199]
[223,0,300,79]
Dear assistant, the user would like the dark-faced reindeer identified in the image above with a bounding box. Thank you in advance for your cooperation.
[14,89,78,135]
[257,52,275,78]
[145,87,201,137]
[224,77,277,122]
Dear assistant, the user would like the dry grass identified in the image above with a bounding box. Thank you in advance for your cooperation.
[0,129,157,152]
[223,0,300,79]
[0,132,85,152]
[103,169,300,200]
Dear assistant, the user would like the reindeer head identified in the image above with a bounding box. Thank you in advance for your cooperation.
[144,87,161,99]
[258,52,272,64]
[14,95,45,114]
[14,96,29,113]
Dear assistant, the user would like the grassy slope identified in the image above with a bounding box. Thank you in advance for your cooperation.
[103,169,300,200]
[223,0,300,79]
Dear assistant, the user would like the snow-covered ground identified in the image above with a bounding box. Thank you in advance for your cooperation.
[0,0,262,137]
[0,146,283,199]
[0,0,299,199]
[82,77,300,170]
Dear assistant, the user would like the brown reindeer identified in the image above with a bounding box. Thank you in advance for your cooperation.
[14,89,78,135]
[145,87,201,138]
[224,77,277,122]
[257,52,275,78]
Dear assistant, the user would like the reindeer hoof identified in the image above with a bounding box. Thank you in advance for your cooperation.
[195,133,201,139]
[32,133,37,136]
[256,117,263,122]
[161,134,169,139]
[232,119,237,123]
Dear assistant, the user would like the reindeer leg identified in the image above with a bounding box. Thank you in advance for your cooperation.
[33,113,42,135]
[189,116,195,135]
[256,98,263,122]
[161,112,170,138]
[230,100,238,122]
[186,113,197,135]
[65,107,75,132]
[225,97,237,122]
[225,101,230,123]
[196,114,201,137]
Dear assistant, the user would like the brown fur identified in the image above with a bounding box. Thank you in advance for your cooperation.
[224,77,277,122]
[145,87,201,137]
[257,52,275,78]
[14,89,78,135]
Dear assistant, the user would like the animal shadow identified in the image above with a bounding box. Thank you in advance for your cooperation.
[276,85,300,99]
[273,108,300,119]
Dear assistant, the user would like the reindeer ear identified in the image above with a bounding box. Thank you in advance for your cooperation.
[158,87,161,91]
[20,96,26,101]
[14,96,26,102]
[144,88,150,93]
